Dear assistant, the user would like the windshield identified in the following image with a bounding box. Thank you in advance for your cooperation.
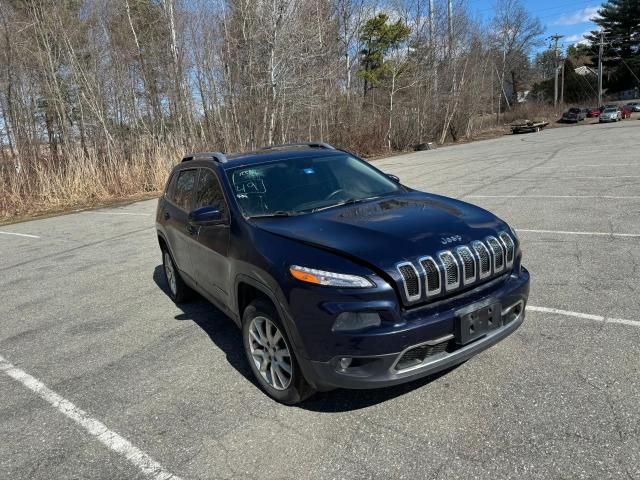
[227,153,401,217]
[604,108,617,113]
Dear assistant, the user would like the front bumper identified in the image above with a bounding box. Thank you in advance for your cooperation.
[298,268,530,390]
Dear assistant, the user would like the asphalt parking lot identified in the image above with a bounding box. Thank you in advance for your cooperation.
[1,119,639,480]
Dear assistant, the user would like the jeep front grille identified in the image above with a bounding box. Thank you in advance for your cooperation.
[395,232,516,305]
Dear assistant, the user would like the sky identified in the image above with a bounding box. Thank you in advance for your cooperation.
[469,0,602,52]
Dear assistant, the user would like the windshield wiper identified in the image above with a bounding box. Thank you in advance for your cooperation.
[311,195,383,213]
[248,211,299,219]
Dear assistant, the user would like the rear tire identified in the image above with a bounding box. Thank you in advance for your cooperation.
[161,247,192,303]
[242,299,316,404]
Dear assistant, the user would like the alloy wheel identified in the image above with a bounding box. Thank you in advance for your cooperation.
[248,316,293,390]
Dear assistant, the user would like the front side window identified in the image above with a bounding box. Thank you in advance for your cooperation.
[227,153,401,217]
[172,169,198,211]
[194,169,227,212]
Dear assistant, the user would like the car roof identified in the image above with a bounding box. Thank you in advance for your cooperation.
[180,145,347,171]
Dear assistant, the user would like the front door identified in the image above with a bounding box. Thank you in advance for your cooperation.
[189,168,231,304]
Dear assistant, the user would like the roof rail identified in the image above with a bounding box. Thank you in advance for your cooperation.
[260,142,336,151]
[181,151,228,163]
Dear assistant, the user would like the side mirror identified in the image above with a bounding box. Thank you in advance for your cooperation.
[387,174,400,183]
[188,204,226,226]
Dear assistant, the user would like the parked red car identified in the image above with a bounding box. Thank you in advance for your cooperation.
[621,105,633,119]
[586,107,600,118]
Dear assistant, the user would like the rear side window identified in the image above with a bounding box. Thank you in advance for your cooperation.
[194,169,227,211]
[171,169,198,211]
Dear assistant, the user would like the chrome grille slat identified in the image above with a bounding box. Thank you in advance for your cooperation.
[499,232,515,268]
[486,236,505,273]
[472,240,492,279]
[396,262,421,301]
[438,251,460,291]
[419,256,442,296]
[456,246,476,285]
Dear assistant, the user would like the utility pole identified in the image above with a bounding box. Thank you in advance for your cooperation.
[550,34,563,108]
[598,30,604,107]
[560,61,565,104]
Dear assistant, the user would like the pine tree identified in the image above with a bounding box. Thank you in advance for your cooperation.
[587,0,640,92]
[357,13,411,97]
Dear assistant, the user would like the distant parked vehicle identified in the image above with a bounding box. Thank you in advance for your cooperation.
[599,107,622,122]
[626,102,640,112]
[586,107,600,118]
[621,105,634,118]
[600,104,618,112]
[561,107,585,123]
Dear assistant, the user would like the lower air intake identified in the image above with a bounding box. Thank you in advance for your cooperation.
[395,340,450,371]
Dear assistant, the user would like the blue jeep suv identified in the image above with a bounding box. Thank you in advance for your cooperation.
[156,143,530,404]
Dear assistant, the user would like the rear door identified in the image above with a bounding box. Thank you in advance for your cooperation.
[189,167,231,303]
[163,168,199,281]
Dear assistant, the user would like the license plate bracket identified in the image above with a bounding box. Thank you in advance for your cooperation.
[455,302,501,345]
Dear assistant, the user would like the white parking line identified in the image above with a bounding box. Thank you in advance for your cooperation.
[517,229,640,238]
[91,212,151,216]
[570,175,640,179]
[0,231,41,239]
[0,354,182,480]
[535,163,637,169]
[467,195,640,200]
[527,306,640,328]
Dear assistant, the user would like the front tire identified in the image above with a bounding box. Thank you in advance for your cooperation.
[242,300,316,404]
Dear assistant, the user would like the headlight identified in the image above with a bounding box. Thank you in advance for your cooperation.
[289,265,374,288]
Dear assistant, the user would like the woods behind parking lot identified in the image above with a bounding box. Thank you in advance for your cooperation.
[1,0,638,221]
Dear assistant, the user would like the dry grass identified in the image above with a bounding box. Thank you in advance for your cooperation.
[0,142,181,221]
[501,103,562,125]
[0,105,567,223]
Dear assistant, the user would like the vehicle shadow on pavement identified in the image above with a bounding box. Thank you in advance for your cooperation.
[152,266,256,383]
[298,368,455,412]
[153,265,458,412]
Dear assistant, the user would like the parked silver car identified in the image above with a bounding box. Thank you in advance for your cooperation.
[626,102,640,112]
[599,107,622,122]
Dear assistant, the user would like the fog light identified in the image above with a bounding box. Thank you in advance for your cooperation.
[332,312,381,332]
[339,357,352,370]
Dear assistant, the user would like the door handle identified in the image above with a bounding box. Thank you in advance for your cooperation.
[187,224,197,236]
[163,211,170,220]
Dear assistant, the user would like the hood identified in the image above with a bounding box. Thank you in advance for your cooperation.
[251,192,507,273]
